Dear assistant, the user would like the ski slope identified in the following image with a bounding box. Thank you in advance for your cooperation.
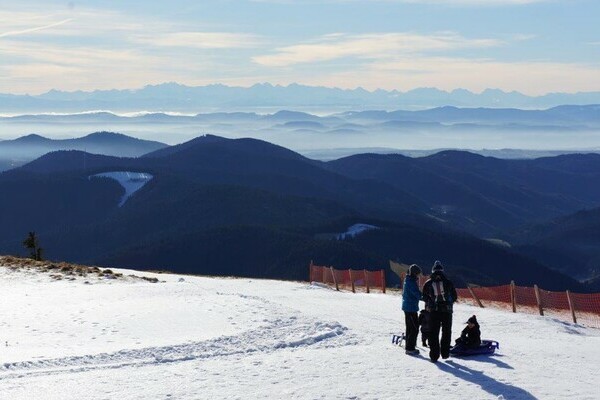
[0,264,598,400]
[90,171,153,207]
[336,223,379,240]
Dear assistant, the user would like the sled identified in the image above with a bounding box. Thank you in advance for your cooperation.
[449,340,499,356]
[392,333,405,347]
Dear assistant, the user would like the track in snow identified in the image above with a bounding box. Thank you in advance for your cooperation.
[1,313,354,380]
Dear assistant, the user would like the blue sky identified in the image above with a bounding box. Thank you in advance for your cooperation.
[0,0,598,95]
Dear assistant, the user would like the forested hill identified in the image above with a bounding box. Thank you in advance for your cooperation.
[1,135,598,291]
[0,131,167,171]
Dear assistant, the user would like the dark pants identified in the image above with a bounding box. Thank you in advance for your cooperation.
[421,329,429,346]
[429,312,453,361]
[404,311,419,351]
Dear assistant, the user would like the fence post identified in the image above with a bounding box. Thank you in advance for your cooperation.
[309,260,313,282]
[322,266,326,285]
[534,284,544,316]
[510,280,516,313]
[364,269,370,293]
[349,269,355,293]
[468,285,484,308]
[330,267,339,291]
[566,290,577,324]
[381,269,386,294]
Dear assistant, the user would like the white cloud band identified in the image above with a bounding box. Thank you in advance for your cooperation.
[253,33,503,67]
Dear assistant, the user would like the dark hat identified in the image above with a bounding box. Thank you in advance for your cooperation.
[466,315,478,324]
[432,260,444,272]
[408,264,422,276]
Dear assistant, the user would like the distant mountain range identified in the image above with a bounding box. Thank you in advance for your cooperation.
[2,83,600,112]
[3,104,598,127]
[0,132,167,171]
[339,105,600,126]
[1,134,600,291]
[2,105,599,165]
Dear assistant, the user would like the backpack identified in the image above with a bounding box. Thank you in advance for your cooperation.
[428,279,454,312]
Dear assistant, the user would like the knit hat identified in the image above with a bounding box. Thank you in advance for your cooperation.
[432,260,444,273]
[467,315,478,324]
[408,264,422,276]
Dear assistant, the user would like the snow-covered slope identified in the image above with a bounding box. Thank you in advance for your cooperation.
[336,223,379,240]
[0,264,598,399]
[91,171,152,206]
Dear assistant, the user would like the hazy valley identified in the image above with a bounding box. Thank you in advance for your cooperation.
[1,103,599,171]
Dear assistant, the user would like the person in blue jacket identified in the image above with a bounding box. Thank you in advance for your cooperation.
[402,264,422,355]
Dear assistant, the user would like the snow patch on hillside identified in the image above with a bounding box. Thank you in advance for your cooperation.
[91,171,153,206]
[337,223,379,240]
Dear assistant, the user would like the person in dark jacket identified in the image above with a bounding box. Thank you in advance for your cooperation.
[401,264,422,355]
[418,309,431,347]
[455,315,481,348]
[422,260,458,362]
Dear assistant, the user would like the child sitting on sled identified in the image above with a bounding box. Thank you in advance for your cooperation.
[455,315,481,348]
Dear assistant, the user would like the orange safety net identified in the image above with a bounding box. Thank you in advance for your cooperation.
[365,270,384,289]
[351,270,367,288]
[309,263,385,293]
[538,289,569,319]
[322,267,335,286]
[456,288,473,303]
[569,292,600,327]
[472,285,512,307]
[309,264,322,283]
[333,269,351,288]
[570,292,600,314]
[514,286,538,312]
[312,262,600,328]
[457,283,600,329]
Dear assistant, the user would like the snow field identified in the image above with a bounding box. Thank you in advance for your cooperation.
[0,265,598,399]
[90,171,153,207]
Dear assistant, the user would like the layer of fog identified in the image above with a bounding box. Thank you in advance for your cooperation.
[1,118,599,161]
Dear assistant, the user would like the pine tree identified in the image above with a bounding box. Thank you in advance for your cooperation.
[23,231,43,261]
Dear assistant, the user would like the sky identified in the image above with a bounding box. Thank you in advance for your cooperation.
[0,0,599,95]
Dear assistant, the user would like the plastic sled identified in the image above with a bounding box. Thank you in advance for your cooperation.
[449,340,499,356]
[392,333,405,347]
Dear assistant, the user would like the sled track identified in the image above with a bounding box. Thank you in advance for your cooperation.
[0,316,354,380]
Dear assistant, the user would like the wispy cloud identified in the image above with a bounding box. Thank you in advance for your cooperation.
[253,32,502,67]
[0,1,596,96]
[0,18,73,38]
[512,33,537,41]
[134,32,263,49]
[252,0,546,4]
[0,9,147,40]
[0,7,265,93]
[401,0,545,4]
